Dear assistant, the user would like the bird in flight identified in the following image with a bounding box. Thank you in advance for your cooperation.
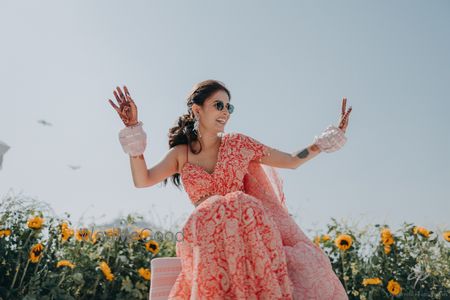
[67,165,81,170]
[37,119,53,126]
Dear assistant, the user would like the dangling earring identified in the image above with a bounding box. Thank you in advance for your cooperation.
[193,115,202,138]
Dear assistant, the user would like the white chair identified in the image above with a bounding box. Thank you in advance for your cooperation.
[149,257,182,300]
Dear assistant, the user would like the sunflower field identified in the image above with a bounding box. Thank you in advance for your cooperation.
[1,193,449,300]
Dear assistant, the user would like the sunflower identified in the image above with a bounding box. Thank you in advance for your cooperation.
[314,234,331,246]
[0,229,11,237]
[380,228,394,246]
[384,245,391,254]
[313,236,321,246]
[443,231,450,242]
[61,227,74,242]
[132,227,151,241]
[99,261,114,281]
[56,260,76,269]
[138,267,151,281]
[106,228,120,237]
[75,228,91,242]
[413,226,430,238]
[27,216,44,230]
[60,222,69,230]
[335,234,352,251]
[387,279,402,296]
[145,240,160,255]
[60,223,74,242]
[29,243,44,263]
[362,277,382,286]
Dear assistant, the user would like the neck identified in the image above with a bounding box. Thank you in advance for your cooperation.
[197,130,221,150]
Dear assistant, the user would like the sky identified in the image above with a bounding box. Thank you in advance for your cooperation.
[1,0,449,237]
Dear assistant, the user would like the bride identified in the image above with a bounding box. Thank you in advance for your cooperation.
[108,79,352,299]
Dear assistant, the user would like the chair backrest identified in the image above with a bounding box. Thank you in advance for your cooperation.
[148,257,182,300]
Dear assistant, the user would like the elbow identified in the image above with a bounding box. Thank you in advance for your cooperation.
[290,157,301,170]
[134,180,154,188]
[134,182,149,188]
[133,171,152,188]
[134,181,147,188]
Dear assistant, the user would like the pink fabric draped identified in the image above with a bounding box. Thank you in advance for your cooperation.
[244,162,349,299]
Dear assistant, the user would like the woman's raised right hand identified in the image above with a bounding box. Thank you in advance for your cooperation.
[108,85,139,127]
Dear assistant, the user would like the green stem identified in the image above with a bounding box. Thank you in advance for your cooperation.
[340,250,349,292]
[10,230,33,289]
[90,275,101,298]
[17,259,30,289]
[57,272,67,288]
[75,284,84,298]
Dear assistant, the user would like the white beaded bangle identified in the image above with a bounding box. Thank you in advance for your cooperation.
[118,121,147,156]
[313,124,347,153]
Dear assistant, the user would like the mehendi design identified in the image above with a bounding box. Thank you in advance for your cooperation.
[310,144,320,152]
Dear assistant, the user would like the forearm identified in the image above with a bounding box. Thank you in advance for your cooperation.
[129,154,149,187]
[291,143,322,169]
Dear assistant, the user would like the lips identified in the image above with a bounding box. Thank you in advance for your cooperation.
[216,118,226,124]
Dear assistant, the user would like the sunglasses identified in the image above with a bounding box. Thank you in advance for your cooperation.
[213,100,234,114]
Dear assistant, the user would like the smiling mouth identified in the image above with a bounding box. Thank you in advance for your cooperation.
[216,119,226,125]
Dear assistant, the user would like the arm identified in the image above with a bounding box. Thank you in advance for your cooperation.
[246,98,352,169]
[130,146,180,188]
[260,144,322,170]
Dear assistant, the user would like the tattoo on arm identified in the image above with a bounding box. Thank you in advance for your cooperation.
[296,148,309,159]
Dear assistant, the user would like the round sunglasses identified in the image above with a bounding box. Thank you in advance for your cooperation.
[213,100,234,114]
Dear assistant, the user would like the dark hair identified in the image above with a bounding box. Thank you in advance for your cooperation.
[162,79,231,189]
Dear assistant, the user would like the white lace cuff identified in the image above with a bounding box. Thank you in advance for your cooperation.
[118,121,147,156]
[313,124,347,153]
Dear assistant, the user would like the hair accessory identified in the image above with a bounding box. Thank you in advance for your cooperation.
[313,125,347,153]
[118,121,147,156]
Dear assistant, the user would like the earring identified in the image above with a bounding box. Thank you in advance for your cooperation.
[193,115,202,138]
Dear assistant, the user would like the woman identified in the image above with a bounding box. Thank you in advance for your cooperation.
[108,80,352,299]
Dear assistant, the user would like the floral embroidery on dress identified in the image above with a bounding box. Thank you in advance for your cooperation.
[180,132,270,205]
[167,132,348,300]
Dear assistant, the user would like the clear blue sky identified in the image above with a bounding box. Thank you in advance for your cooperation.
[1,0,449,236]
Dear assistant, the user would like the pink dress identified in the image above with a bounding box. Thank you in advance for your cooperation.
[168,132,348,300]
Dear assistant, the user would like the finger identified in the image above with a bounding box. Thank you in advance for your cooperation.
[344,106,352,119]
[341,98,347,116]
[113,90,123,105]
[116,86,126,103]
[124,85,130,97]
[126,93,135,104]
[108,99,120,113]
[124,86,135,104]
[342,113,350,130]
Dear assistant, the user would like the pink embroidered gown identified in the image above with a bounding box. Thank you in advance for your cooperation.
[168,132,348,300]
